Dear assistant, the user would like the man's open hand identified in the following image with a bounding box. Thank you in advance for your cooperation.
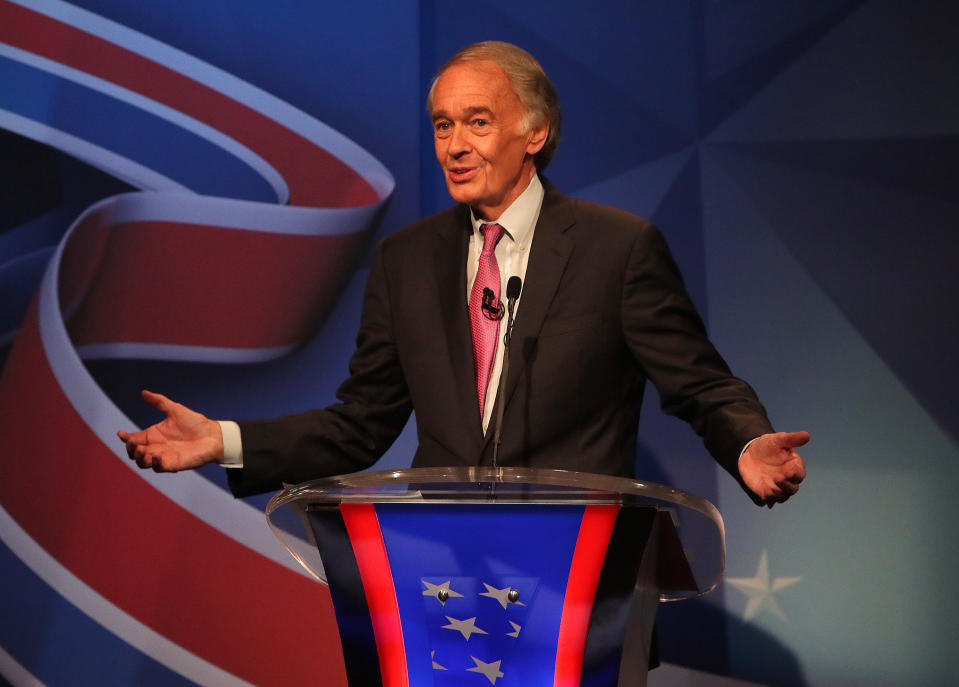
[117,390,224,473]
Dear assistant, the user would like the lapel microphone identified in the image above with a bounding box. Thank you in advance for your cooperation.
[492,276,523,469]
[481,287,505,320]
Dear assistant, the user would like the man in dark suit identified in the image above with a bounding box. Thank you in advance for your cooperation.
[119,41,806,505]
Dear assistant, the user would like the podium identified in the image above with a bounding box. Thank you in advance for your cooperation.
[266,467,724,687]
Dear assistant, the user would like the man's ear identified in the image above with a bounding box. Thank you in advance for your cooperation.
[526,122,549,155]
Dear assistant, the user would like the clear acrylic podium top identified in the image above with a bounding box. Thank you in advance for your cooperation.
[266,466,724,601]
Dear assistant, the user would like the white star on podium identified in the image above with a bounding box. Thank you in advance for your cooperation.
[479,582,524,609]
[442,615,488,640]
[422,580,463,605]
[467,656,504,684]
[727,549,802,622]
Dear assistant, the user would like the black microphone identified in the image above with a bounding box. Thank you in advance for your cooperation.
[492,276,522,469]
[506,276,521,306]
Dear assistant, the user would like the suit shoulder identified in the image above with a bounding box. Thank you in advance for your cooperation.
[564,196,660,242]
[379,205,463,252]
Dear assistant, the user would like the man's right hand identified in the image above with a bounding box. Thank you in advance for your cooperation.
[117,390,224,473]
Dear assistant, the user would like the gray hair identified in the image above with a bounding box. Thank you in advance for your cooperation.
[427,41,562,170]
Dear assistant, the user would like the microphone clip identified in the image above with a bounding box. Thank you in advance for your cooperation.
[481,287,505,321]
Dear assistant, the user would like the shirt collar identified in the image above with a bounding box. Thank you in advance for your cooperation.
[469,174,544,246]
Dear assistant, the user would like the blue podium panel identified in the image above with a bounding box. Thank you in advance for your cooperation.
[380,503,584,687]
[307,501,660,686]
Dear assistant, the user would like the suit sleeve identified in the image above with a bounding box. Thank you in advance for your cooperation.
[621,222,772,500]
[227,242,414,497]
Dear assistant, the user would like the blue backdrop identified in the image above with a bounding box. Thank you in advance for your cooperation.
[1,1,957,685]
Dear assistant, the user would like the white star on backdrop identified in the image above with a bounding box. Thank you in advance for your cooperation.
[727,549,802,622]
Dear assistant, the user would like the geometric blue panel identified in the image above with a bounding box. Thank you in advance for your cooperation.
[713,139,959,203]
[709,1,959,142]
[488,0,701,137]
[700,0,865,136]
[573,148,692,221]
[703,0,861,80]
[706,144,959,448]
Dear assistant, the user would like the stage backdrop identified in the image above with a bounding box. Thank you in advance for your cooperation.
[1,1,957,686]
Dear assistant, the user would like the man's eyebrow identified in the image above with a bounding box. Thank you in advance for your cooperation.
[431,105,494,120]
[463,105,493,118]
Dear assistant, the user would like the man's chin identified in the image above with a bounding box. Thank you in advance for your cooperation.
[445,181,482,206]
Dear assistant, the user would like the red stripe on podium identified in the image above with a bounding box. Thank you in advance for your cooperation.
[553,504,620,687]
[340,503,409,687]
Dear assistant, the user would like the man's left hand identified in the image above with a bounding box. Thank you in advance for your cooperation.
[739,431,809,506]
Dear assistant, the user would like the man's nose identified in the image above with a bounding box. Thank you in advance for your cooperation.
[448,125,470,156]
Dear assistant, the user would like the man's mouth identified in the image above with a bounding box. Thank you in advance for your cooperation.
[447,166,477,182]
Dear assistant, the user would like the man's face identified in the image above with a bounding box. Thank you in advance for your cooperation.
[431,60,547,220]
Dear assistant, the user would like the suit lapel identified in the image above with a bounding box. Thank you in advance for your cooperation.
[483,184,575,450]
[433,205,486,448]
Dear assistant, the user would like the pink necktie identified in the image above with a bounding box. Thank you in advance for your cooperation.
[469,223,505,419]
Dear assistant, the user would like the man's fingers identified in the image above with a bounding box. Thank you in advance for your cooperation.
[141,389,172,413]
[786,463,806,483]
[118,431,133,459]
[758,468,803,506]
[771,495,790,507]
[150,453,180,473]
[118,429,144,445]
[133,451,165,472]
[122,435,155,468]
[119,430,144,461]
[775,479,800,496]
[762,489,784,508]
[765,490,792,508]
[134,450,149,469]
[778,431,810,449]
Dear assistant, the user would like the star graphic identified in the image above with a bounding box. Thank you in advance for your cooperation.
[422,580,463,605]
[467,656,504,684]
[727,549,802,622]
[506,621,521,638]
[430,650,447,671]
[479,582,524,609]
[442,615,488,641]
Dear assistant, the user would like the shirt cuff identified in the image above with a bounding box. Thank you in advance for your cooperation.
[739,436,760,462]
[218,420,243,468]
